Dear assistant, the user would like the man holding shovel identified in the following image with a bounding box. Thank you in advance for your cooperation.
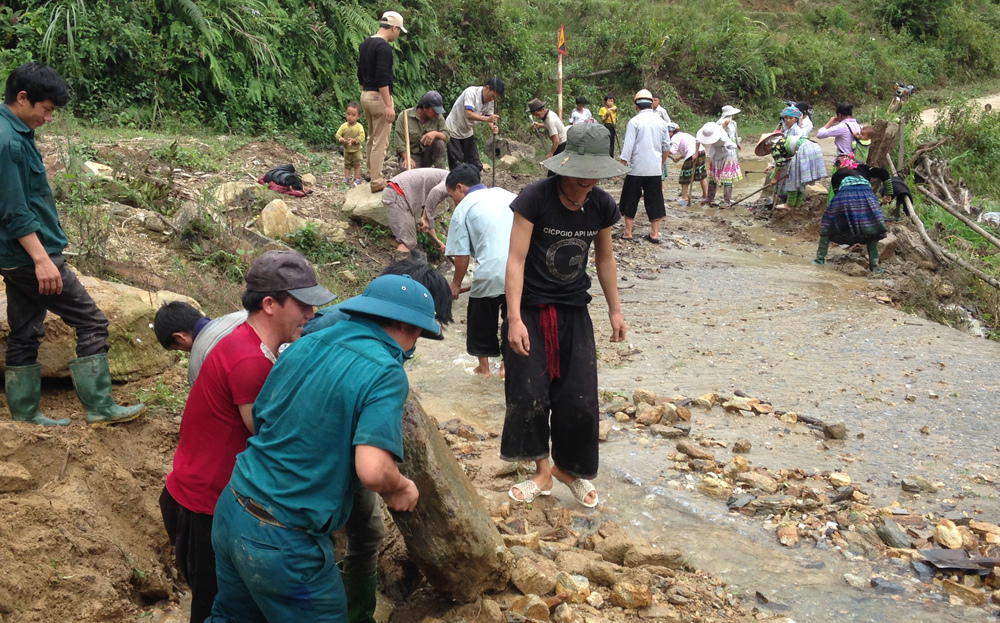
[395,90,449,170]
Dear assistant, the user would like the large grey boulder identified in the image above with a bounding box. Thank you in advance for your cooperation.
[0,274,196,380]
[342,185,389,227]
[390,396,513,603]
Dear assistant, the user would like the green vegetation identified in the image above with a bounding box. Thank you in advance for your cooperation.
[6,0,1000,142]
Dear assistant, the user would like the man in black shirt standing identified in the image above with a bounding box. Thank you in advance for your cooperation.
[502,124,629,509]
[357,11,405,193]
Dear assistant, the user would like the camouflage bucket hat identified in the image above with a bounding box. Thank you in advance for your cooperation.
[541,124,631,179]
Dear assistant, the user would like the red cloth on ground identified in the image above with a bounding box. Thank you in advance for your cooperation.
[257,176,311,197]
[538,304,560,380]
[165,322,273,515]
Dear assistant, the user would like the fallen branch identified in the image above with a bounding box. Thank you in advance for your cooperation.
[886,160,948,266]
[916,185,1000,250]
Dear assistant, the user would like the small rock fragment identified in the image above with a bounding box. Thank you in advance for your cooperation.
[511,557,559,596]
[551,604,582,623]
[844,573,867,590]
[732,439,752,453]
[829,472,851,487]
[598,420,613,441]
[583,561,619,587]
[823,423,847,439]
[777,523,799,546]
[935,519,964,549]
[554,573,590,604]
[585,592,604,608]
[0,462,32,493]
[699,475,732,500]
[509,594,551,621]
[614,412,630,422]
[901,476,939,493]
[633,389,657,406]
[674,406,691,421]
[676,441,713,460]
[623,546,684,569]
[610,582,653,609]
[942,579,985,605]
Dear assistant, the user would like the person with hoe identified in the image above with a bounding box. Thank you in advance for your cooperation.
[503,123,629,508]
[357,11,407,193]
[666,122,707,208]
[445,77,504,171]
[695,121,743,208]
[528,98,568,176]
[0,62,144,427]
[618,89,670,243]
[383,167,450,260]
[395,90,449,170]
[160,250,335,623]
[206,274,442,621]
[444,164,516,378]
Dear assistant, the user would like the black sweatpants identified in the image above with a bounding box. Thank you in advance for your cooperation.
[500,304,599,479]
[160,487,217,623]
[447,135,483,171]
[545,142,568,178]
[467,295,506,358]
[1,253,109,366]
[619,174,666,222]
[604,124,616,157]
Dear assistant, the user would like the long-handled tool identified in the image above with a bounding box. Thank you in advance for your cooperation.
[403,112,412,170]
[491,127,497,187]
[729,182,773,207]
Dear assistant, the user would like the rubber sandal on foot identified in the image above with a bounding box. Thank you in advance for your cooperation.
[644,234,661,244]
[567,478,598,508]
[508,480,552,503]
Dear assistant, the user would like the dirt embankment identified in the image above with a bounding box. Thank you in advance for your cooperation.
[0,371,186,621]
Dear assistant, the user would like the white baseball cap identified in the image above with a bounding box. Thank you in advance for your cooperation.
[381,11,407,33]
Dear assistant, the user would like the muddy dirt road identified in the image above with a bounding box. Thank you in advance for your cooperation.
[407,195,1000,622]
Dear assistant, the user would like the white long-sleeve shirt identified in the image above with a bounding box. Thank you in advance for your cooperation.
[619,109,671,177]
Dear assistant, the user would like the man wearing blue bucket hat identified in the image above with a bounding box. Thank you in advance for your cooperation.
[206,274,441,622]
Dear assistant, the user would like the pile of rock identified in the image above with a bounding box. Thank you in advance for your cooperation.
[431,519,754,623]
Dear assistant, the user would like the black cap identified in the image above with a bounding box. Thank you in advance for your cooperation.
[419,90,446,114]
[245,250,336,307]
[576,96,588,105]
[485,76,505,96]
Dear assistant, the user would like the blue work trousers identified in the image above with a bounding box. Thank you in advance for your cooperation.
[205,489,346,622]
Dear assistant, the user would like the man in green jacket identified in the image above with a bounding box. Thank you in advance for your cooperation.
[394,90,449,170]
[0,62,143,427]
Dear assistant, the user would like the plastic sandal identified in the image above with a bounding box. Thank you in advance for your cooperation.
[567,478,598,508]
[508,480,552,503]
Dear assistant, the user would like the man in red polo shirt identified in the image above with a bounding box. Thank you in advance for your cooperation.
[158,250,335,623]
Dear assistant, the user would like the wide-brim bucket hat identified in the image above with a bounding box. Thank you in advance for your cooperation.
[721,105,741,117]
[755,131,784,157]
[541,124,631,178]
[338,274,443,340]
[696,122,727,146]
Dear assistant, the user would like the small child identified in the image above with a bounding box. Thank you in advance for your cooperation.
[569,96,593,125]
[336,102,365,187]
[853,125,874,164]
[598,94,617,157]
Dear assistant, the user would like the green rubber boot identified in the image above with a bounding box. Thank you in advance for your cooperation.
[342,569,378,623]
[4,364,70,426]
[68,354,144,426]
[867,240,884,273]
[811,236,830,265]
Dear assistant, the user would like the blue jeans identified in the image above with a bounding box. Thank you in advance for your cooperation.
[206,489,346,622]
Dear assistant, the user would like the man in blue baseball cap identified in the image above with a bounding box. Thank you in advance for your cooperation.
[206,274,441,622]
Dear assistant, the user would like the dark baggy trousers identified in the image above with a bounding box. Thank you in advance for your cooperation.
[619,175,666,222]
[1,253,109,366]
[413,139,447,169]
[160,487,217,623]
[447,136,483,171]
[466,295,507,358]
[500,304,599,479]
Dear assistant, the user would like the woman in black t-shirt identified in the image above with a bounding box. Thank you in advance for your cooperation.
[502,124,630,508]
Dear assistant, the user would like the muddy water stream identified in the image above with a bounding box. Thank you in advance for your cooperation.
[406,154,1000,620]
